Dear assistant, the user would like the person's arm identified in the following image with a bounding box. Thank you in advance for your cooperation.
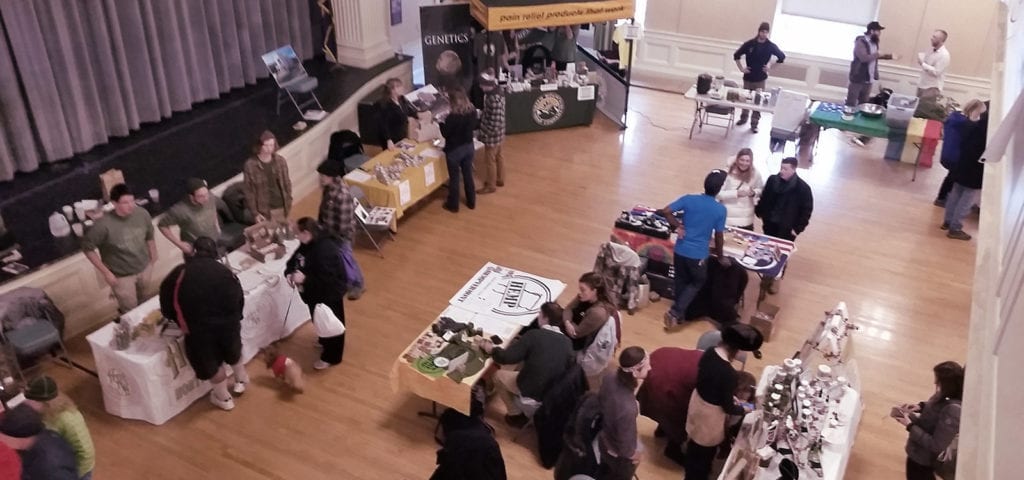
[84,250,117,287]
[717,176,740,202]
[570,305,609,339]
[81,225,118,287]
[241,161,260,220]
[752,171,765,197]
[853,37,882,62]
[658,199,684,232]
[733,41,750,73]
[147,239,158,266]
[794,183,814,235]
[490,331,532,365]
[754,177,773,218]
[714,230,725,259]
[908,403,961,456]
[158,211,192,255]
[159,265,181,320]
[772,43,786,64]
[921,51,950,77]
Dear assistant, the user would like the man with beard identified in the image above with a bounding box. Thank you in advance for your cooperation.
[754,157,813,293]
[733,22,786,133]
[846,21,896,147]
[916,29,950,98]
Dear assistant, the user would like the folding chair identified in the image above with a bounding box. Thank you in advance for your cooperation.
[1,318,73,384]
[691,80,739,138]
[261,45,325,117]
[349,186,395,258]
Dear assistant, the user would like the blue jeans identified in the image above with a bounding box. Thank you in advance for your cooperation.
[445,144,476,210]
[943,183,980,232]
[670,254,708,318]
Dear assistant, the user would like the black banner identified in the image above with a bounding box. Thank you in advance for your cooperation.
[419,4,479,93]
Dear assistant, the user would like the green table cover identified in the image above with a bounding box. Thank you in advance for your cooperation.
[810,102,890,138]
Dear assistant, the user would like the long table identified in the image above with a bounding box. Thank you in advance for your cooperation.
[390,262,566,415]
[684,85,775,139]
[86,241,307,425]
[505,85,598,135]
[342,141,449,224]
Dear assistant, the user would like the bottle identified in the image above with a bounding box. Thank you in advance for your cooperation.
[49,211,71,237]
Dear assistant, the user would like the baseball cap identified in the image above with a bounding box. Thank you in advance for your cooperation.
[866,21,885,31]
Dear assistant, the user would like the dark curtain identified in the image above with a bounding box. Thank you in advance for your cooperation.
[0,0,313,182]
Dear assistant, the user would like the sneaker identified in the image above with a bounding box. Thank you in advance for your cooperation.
[947,230,972,241]
[504,413,529,428]
[768,278,782,295]
[210,393,235,411]
[933,199,946,207]
[476,187,497,194]
[850,136,866,148]
[496,180,505,187]
[347,287,364,301]
[750,125,759,134]
[313,360,332,370]
[940,222,949,230]
[442,204,458,213]
[232,381,247,395]
[736,117,748,126]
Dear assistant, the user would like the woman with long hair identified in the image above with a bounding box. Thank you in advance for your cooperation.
[23,376,95,480]
[894,361,964,480]
[242,130,292,222]
[597,346,651,480]
[285,218,348,369]
[717,148,764,230]
[563,272,617,351]
[378,77,418,150]
[439,88,479,212]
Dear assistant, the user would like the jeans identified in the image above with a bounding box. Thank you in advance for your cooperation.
[739,80,766,125]
[598,448,638,480]
[936,173,955,202]
[670,254,708,318]
[943,183,980,232]
[445,143,476,210]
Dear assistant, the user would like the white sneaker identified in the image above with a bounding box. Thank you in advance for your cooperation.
[850,136,866,147]
[313,360,331,370]
[210,393,235,411]
[232,381,247,395]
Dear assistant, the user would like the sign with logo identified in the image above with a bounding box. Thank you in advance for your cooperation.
[420,4,480,92]
[532,92,566,126]
[449,262,566,320]
[470,0,635,30]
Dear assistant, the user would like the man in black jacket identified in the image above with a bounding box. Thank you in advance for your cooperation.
[159,237,248,411]
[755,157,813,293]
[942,105,989,240]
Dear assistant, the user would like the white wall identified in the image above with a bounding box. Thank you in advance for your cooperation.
[959,1,1024,478]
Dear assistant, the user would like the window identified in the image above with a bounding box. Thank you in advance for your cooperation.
[771,0,879,60]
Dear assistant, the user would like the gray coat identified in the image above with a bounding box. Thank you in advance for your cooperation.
[905,392,961,468]
[849,35,881,83]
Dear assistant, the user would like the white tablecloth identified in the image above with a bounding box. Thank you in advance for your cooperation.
[86,241,307,425]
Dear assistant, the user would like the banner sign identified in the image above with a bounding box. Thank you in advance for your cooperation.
[470,0,634,30]
[420,4,480,93]
[449,262,566,324]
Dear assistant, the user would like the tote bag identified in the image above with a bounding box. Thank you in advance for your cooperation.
[313,303,346,337]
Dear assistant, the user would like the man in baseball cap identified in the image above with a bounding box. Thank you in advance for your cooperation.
[846,20,896,147]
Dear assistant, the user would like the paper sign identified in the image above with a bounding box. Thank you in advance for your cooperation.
[344,169,373,183]
[398,180,412,205]
[424,163,436,186]
[449,262,566,324]
[578,85,596,101]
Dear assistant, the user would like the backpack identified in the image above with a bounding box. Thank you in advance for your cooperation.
[933,401,961,480]
[554,393,603,480]
[576,311,620,377]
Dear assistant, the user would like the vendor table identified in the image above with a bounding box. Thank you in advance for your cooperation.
[684,85,775,139]
[342,142,449,224]
[809,102,889,138]
[390,262,566,415]
[86,241,307,425]
[505,85,598,135]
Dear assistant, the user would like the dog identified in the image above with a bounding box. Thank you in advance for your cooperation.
[260,344,305,393]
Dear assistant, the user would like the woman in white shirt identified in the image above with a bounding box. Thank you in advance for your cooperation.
[716,148,764,230]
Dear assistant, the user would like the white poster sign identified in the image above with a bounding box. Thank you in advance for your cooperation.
[449,262,566,325]
[399,180,412,205]
[424,163,436,186]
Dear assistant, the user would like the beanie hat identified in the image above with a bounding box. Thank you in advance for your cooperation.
[192,237,220,259]
[316,159,344,178]
[704,169,728,196]
[24,376,58,402]
[722,324,764,359]
[185,178,208,194]
[0,404,44,439]
[758,22,771,33]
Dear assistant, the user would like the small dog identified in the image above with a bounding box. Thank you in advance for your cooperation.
[260,344,305,393]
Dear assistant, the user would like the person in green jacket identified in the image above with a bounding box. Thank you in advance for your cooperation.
[23,376,95,480]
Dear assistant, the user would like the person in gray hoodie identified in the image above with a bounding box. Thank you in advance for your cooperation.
[846,21,897,147]
[893,361,964,480]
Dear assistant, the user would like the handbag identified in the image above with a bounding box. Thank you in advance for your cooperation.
[312,303,346,338]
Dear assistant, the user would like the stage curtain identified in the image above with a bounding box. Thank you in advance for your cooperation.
[0,0,313,182]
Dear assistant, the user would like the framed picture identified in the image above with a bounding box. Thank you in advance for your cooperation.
[390,0,402,26]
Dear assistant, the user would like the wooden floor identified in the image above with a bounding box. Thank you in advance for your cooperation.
[53,87,975,479]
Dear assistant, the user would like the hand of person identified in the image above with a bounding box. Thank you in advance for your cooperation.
[476,338,494,353]
[103,271,118,288]
[180,243,194,256]
[895,412,912,427]
[255,214,266,223]
[564,321,577,337]
[386,140,397,150]
[902,403,922,413]
[718,255,732,267]
[289,272,305,286]
[631,449,643,464]
[742,66,751,74]
[763,64,771,72]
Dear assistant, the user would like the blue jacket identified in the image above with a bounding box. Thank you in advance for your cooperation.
[940,111,971,169]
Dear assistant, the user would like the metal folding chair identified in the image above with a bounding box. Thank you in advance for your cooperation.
[1,318,73,384]
[349,186,395,258]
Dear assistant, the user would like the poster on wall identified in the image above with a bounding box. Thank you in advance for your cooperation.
[420,4,480,93]
[390,0,402,26]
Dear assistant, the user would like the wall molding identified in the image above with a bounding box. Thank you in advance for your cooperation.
[632,30,992,104]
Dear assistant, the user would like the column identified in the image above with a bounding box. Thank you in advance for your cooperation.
[331,0,395,69]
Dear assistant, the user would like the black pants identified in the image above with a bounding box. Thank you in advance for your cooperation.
[763,221,796,241]
[936,173,955,202]
[906,457,936,480]
[597,450,637,480]
[445,143,476,211]
[683,440,718,480]
[308,302,345,364]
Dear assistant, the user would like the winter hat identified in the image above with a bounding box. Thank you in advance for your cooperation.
[722,323,764,359]
[0,404,44,439]
[185,178,208,194]
[192,237,220,259]
[24,376,58,402]
[316,159,344,178]
[758,22,771,33]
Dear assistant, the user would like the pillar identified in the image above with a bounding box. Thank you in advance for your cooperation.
[331,0,394,69]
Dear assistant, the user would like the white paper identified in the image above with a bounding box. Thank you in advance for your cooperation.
[424,163,436,186]
[421,147,444,159]
[343,169,373,183]
[398,180,411,205]
[449,262,566,323]
[578,85,596,101]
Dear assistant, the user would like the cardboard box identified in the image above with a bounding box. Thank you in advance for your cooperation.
[750,303,780,342]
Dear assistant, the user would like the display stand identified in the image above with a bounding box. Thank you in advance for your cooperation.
[719,302,863,480]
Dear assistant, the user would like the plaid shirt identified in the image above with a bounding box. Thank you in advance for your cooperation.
[242,154,293,219]
[318,180,355,240]
[478,91,506,146]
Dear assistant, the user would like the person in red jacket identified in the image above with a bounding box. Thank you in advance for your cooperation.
[636,347,703,465]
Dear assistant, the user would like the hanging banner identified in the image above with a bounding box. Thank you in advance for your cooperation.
[419,4,479,93]
[470,0,635,30]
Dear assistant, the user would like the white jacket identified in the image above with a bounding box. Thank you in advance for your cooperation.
[716,156,765,228]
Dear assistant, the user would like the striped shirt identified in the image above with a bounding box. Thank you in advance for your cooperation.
[478,91,506,146]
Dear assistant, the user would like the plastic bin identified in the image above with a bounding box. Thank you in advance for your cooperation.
[886,94,919,129]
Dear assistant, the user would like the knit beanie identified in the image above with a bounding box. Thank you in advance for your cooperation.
[24,376,58,402]
[185,178,208,194]
[759,22,771,33]
[316,159,344,178]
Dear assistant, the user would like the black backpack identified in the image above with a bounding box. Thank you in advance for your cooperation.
[553,392,603,480]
